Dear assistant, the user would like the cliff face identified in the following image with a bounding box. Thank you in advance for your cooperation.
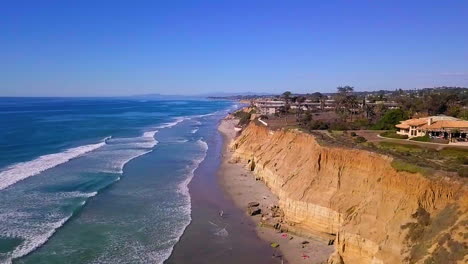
[231,123,468,264]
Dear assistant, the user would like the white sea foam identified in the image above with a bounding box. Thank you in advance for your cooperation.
[0,190,99,263]
[57,191,98,199]
[156,117,188,129]
[92,130,159,174]
[191,112,216,118]
[142,130,158,138]
[160,139,209,264]
[10,215,71,260]
[0,138,109,191]
[190,128,199,134]
[177,139,208,205]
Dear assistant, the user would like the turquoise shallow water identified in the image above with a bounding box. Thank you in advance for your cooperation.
[0,97,235,264]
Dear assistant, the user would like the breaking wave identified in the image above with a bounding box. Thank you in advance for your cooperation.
[0,137,110,191]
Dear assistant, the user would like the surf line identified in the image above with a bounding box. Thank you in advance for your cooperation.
[0,137,110,191]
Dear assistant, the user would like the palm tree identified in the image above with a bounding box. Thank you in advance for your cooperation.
[282,91,292,102]
[282,91,292,114]
[335,86,357,121]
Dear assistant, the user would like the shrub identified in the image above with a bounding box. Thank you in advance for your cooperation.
[440,147,468,158]
[233,110,252,126]
[329,121,349,131]
[378,142,423,153]
[307,120,329,130]
[350,132,357,137]
[354,136,367,143]
[380,131,408,139]
[391,160,429,175]
[372,109,409,130]
[458,167,468,178]
[456,156,468,165]
[352,118,371,129]
[411,135,431,142]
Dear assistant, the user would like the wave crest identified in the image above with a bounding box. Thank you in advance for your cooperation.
[0,138,109,191]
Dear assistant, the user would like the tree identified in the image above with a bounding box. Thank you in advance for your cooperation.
[281,91,292,114]
[310,92,323,102]
[309,92,325,110]
[299,110,313,125]
[372,109,409,130]
[282,91,292,101]
[296,96,306,117]
[335,86,358,121]
[364,104,376,120]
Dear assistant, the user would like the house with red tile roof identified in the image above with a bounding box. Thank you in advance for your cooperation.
[396,115,468,142]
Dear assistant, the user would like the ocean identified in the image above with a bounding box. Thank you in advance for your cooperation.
[0,97,236,264]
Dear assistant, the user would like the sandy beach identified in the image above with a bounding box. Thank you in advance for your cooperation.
[166,115,278,264]
[218,117,334,264]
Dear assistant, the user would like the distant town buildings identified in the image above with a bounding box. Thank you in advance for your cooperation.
[253,98,399,116]
[253,100,285,115]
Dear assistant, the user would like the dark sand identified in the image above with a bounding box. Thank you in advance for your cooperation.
[166,120,280,264]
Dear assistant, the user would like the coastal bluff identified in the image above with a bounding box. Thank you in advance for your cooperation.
[230,122,468,264]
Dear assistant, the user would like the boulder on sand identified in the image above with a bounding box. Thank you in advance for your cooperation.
[248,207,261,216]
[248,201,260,207]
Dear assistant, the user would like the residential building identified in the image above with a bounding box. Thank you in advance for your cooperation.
[396,115,468,142]
[254,100,286,115]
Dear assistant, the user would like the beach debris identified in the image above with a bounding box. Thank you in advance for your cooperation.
[301,253,310,259]
[281,233,288,238]
[208,221,229,237]
[289,236,294,240]
[248,201,260,207]
[301,240,309,245]
[270,242,280,248]
[214,226,229,237]
[219,210,224,217]
[269,205,284,218]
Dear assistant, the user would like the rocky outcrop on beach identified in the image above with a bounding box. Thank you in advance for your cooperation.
[230,122,468,264]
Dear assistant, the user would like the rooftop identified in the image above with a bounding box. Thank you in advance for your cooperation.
[396,115,468,130]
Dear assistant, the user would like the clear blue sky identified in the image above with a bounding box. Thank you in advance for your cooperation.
[1,0,467,96]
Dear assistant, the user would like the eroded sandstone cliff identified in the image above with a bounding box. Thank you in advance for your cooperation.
[230,122,468,264]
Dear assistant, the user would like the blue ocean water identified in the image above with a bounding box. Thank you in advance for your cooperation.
[0,97,235,264]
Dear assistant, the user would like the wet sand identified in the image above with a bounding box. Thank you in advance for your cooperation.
[166,118,280,264]
[217,117,334,264]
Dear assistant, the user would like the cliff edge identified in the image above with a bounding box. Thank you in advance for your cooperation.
[230,122,468,263]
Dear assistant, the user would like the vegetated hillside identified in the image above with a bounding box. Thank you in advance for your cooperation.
[231,122,468,264]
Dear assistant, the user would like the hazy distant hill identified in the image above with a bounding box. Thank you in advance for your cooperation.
[130,92,273,99]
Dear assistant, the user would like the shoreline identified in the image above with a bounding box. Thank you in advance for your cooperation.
[166,115,277,264]
[217,117,334,264]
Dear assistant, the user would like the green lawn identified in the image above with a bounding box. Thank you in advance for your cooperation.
[380,131,408,139]
[410,135,431,142]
